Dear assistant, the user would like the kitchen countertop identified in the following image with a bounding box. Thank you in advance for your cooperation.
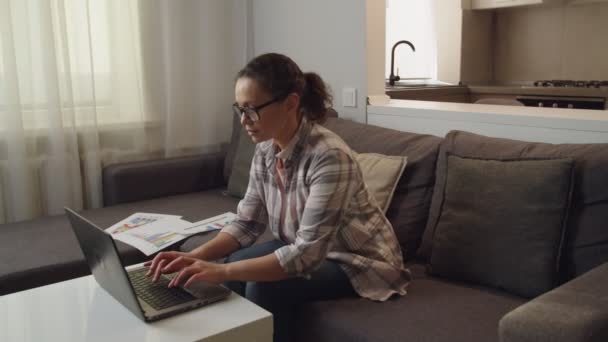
[385,84,608,98]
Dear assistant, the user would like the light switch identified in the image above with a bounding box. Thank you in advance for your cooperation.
[342,88,357,108]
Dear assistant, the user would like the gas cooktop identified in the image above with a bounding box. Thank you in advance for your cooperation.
[533,80,608,88]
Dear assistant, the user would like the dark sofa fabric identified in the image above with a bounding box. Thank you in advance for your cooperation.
[224,110,244,182]
[103,152,226,206]
[226,123,256,198]
[0,189,241,295]
[499,262,608,342]
[3,116,607,342]
[419,130,608,281]
[322,117,442,260]
[296,263,525,342]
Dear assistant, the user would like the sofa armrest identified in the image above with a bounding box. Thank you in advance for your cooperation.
[103,152,226,206]
[499,262,608,342]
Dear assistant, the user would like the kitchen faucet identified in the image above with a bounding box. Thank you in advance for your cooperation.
[389,40,416,86]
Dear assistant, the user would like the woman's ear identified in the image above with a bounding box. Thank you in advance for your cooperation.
[285,93,300,113]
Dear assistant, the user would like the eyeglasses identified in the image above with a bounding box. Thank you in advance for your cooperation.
[232,93,289,123]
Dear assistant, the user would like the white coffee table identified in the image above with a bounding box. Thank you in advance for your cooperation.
[0,268,272,342]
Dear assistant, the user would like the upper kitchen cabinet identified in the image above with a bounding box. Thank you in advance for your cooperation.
[464,0,564,10]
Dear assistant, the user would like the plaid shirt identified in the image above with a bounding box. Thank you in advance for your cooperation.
[221,119,411,301]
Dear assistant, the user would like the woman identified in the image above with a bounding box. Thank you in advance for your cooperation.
[145,53,410,342]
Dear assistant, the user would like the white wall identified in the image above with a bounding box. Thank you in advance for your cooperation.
[366,0,388,104]
[250,0,368,123]
[433,1,463,84]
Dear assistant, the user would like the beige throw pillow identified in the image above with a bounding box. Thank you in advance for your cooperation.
[355,152,407,213]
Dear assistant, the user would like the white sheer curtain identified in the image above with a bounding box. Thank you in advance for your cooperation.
[385,0,437,80]
[0,0,151,224]
[0,0,243,224]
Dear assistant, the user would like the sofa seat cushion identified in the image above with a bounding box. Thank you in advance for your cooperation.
[295,263,526,342]
[0,189,241,295]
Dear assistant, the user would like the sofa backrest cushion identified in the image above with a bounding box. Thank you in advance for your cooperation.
[103,153,226,206]
[323,117,442,260]
[226,124,256,198]
[354,152,407,213]
[428,154,574,298]
[418,130,608,281]
[224,111,246,183]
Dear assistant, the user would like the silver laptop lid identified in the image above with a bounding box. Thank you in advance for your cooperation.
[65,207,146,321]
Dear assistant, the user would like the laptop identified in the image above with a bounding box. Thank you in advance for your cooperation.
[65,207,231,322]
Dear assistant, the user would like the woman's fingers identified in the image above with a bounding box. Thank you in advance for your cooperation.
[169,264,200,288]
[167,260,226,288]
[145,253,199,285]
[162,256,188,274]
[183,273,208,289]
[169,267,194,287]
[152,259,167,283]
[145,252,169,276]
[144,257,158,276]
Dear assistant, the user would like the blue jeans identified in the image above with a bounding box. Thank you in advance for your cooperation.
[224,240,356,342]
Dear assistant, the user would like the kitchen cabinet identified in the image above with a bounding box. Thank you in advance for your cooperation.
[386,86,470,103]
[470,93,520,103]
[466,0,564,10]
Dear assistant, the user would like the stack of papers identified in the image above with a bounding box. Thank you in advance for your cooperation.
[106,212,236,256]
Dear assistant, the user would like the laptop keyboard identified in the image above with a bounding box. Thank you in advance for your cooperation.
[128,268,196,311]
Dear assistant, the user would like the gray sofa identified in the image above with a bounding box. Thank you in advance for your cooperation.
[1,117,607,342]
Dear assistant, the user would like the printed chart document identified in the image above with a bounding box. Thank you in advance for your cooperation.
[177,213,237,235]
[106,213,182,235]
[105,212,236,256]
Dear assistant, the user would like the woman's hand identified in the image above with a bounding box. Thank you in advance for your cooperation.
[144,251,193,283]
[168,257,229,288]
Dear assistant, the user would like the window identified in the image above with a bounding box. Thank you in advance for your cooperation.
[0,0,144,130]
[385,0,437,80]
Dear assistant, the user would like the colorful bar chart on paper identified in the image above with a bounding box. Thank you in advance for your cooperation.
[112,216,191,255]
[111,216,159,234]
[106,212,182,235]
[130,231,180,248]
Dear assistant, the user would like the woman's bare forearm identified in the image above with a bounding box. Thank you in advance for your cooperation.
[189,233,289,282]
[189,232,241,261]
